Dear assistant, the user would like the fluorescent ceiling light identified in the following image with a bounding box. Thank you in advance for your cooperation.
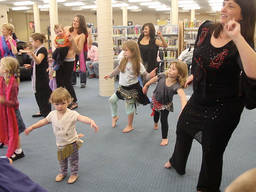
[12,6,31,10]
[140,1,161,6]
[127,6,139,10]
[128,0,151,2]
[130,8,142,12]
[13,1,33,6]
[112,3,128,7]
[43,0,66,3]
[148,5,168,9]
[39,4,49,9]
[81,5,97,9]
[63,2,84,6]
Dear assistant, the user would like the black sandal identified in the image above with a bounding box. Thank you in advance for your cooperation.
[69,102,78,110]
[0,143,4,148]
[10,151,25,161]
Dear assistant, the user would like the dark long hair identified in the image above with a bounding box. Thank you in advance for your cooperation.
[69,15,88,35]
[138,23,156,43]
[213,0,256,47]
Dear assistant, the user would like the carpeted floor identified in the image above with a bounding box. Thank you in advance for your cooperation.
[1,78,256,192]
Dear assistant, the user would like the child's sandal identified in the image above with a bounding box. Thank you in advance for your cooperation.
[67,174,79,184]
[55,174,66,182]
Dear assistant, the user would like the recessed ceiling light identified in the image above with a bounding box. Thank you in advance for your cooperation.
[13,1,34,6]
[12,6,31,10]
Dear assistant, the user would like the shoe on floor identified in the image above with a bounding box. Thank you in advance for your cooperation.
[0,143,4,148]
[67,174,79,184]
[80,83,86,88]
[55,174,66,182]
[32,113,42,117]
[10,151,25,161]
[68,102,78,110]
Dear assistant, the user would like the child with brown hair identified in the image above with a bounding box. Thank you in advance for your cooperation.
[25,87,99,184]
[104,40,156,133]
[24,33,52,117]
[0,57,26,160]
[143,61,188,146]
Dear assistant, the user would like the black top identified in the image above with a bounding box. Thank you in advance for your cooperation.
[35,47,49,89]
[138,38,159,73]
[191,21,241,102]
[153,73,180,105]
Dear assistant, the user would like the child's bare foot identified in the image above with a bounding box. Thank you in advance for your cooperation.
[112,116,119,128]
[78,133,84,138]
[160,139,168,146]
[122,125,134,133]
[67,174,79,184]
[55,174,66,182]
[164,161,172,169]
[154,123,158,130]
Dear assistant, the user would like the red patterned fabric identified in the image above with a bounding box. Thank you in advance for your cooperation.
[0,76,19,157]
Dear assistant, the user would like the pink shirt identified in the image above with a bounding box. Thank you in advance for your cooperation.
[87,45,98,62]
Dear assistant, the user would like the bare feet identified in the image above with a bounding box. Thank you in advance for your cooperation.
[160,139,168,146]
[55,174,66,182]
[112,116,119,128]
[164,161,172,169]
[154,123,158,130]
[122,125,134,133]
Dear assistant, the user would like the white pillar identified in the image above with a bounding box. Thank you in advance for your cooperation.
[171,0,178,25]
[190,9,195,26]
[97,0,114,96]
[0,5,9,32]
[33,2,41,33]
[122,7,128,26]
[49,0,58,51]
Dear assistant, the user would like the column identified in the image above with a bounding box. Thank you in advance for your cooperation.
[33,2,41,33]
[170,0,178,25]
[96,0,114,96]
[122,7,128,26]
[190,9,195,27]
[49,0,58,51]
[0,5,9,29]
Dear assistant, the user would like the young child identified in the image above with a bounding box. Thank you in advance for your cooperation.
[48,53,57,91]
[143,61,188,146]
[25,87,99,184]
[52,24,71,71]
[26,33,52,118]
[104,40,156,133]
[0,57,26,160]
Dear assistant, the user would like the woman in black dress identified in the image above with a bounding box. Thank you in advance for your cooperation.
[138,23,167,73]
[164,0,256,192]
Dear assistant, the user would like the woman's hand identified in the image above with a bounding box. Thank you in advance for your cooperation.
[185,75,193,88]
[224,19,241,40]
[157,31,163,37]
[24,64,32,69]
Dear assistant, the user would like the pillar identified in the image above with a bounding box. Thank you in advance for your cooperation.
[49,0,58,51]
[97,0,114,96]
[171,0,178,25]
[122,7,128,26]
[190,9,195,27]
[33,2,41,33]
[0,5,9,32]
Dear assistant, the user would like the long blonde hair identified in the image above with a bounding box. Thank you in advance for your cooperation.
[119,40,141,77]
[166,60,188,88]
[0,57,20,84]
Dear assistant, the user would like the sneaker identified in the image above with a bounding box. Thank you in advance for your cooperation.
[10,151,25,161]
[67,174,79,184]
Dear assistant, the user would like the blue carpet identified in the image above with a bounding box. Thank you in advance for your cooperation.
[1,78,256,192]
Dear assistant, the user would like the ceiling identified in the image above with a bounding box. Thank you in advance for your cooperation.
[0,0,218,14]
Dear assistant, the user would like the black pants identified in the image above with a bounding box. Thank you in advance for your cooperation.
[169,96,244,192]
[154,109,169,139]
[35,88,51,117]
[56,61,77,102]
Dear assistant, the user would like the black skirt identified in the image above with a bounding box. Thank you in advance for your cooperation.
[116,82,150,105]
